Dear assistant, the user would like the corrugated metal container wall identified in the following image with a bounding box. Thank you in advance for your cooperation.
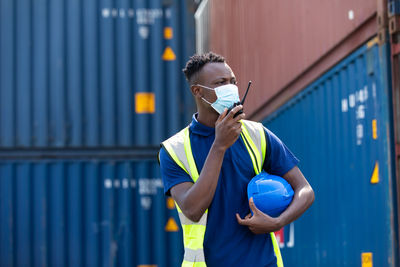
[0,0,197,265]
[209,0,377,120]
[0,159,183,267]
[0,0,196,148]
[263,39,397,266]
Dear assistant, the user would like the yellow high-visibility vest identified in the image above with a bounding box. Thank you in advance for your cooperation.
[161,120,283,267]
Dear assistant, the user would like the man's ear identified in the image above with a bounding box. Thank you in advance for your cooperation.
[190,85,201,97]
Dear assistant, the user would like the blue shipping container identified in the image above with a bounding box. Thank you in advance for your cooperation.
[0,0,196,148]
[263,38,398,266]
[0,159,183,267]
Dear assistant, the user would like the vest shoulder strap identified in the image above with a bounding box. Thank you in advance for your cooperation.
[240,120,267,174]
[161,126,200,181]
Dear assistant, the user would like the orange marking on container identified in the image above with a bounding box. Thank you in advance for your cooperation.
[166,197,175,209]
[162,46,176,61]
[135,92,155,114]
[366,37,378,48]
[372,119,377,139]
[370,162,379,184]
[164,27,173,39]
[165,217,179,232]
[361,252,373,267]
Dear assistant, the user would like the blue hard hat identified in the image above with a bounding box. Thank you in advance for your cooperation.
[247,171,294,217]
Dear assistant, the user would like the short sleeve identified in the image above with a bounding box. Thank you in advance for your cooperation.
[159,147,194,196]
[262,127,299,176]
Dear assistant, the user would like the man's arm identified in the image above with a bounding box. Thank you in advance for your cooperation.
[278,166,315,225]
[171,105,245,222]
[236,166,314,234]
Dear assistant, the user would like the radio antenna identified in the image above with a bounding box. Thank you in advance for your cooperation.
[241,81,252,105]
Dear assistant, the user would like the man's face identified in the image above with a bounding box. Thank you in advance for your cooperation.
[193,62,237,103]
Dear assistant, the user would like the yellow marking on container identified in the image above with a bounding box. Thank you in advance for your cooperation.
[135,92,155,114]
[162,46,176,61]
[166,197,175,209]
[367,37,378,48]
[164,27,173,39]
[361,252,373,267]
[370,162,379,184]
[165,217,179,232]
[372,119,378,139]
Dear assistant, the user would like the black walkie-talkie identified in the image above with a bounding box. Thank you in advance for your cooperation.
[227,81,252,118]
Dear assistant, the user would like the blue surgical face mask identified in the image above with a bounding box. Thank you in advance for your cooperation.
[198,84,240,114]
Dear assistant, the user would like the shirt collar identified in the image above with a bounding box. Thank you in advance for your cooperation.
[189,113,215,136]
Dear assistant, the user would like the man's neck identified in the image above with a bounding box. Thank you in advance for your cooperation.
[196,110,219,128]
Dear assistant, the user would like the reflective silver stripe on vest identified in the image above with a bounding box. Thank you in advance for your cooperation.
[242,120,264,165]
[165,128,193,175]
[178,212,207,226]
[183,248,205,262]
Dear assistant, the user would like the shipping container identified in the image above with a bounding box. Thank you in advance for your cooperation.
[388,3,400,254]
[0,0,199,265]
[262,38,398,266]
[0,0,196,148]
[0,158,183,267]
[208,0,378,120]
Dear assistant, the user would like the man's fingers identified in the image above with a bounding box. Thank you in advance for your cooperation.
[245,213,252,219]
[225,105,243,119]
[249,197,260,215]
[234,112,246,122]
[217,108,228,122]
[236,213,250,226]
[235,213,243,224]
[232,121,242,130]
[231,105,243,116]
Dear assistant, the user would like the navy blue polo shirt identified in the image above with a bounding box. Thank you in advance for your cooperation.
[159,114,299,267]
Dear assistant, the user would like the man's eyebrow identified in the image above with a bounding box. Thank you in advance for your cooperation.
[211,77,229,82]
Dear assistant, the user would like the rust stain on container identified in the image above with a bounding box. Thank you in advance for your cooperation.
[210,0,377,119]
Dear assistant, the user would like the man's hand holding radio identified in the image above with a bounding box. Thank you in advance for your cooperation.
[214,105,245,151]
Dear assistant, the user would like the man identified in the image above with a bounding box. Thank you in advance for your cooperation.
[159,52,314,267]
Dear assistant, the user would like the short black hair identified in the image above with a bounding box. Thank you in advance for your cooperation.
[183,52,225,84]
